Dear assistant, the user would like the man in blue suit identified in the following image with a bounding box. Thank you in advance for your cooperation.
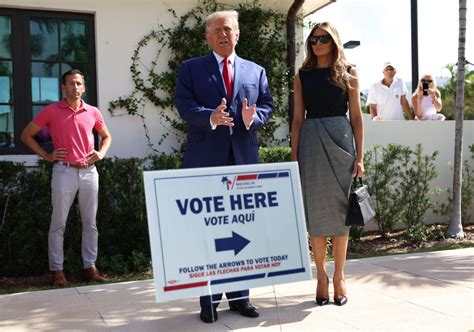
[175,10,274,324]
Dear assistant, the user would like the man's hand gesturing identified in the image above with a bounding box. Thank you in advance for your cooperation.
[210,98,234,127]
[242,98,256,129]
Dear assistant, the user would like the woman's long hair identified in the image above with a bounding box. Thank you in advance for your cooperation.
[300,22,353,92]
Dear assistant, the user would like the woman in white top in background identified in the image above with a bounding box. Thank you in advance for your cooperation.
[411,74,445,120]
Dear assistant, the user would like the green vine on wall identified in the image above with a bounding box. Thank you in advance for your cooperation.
[108,0,291,152]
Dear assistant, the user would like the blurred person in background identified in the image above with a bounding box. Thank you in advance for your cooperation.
[367,62,413,120]
[411,74,445,120]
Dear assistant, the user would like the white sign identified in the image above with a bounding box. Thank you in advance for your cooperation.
[144,162,312,303]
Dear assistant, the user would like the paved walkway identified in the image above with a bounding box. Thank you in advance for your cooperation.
[1,248,473,331]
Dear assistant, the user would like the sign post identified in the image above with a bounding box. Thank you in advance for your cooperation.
[144,162,312,303]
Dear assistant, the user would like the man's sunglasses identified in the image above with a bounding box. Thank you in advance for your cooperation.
[309,34,332,45]
[421,79,433,83]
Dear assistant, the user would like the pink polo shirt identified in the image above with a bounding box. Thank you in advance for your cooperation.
[33,99,106,163]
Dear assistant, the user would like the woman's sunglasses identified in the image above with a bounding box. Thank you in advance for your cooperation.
[421,79,433,83]
[309,34,332,45]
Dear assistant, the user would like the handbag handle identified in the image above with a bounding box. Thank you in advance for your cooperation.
[352,177,364,188]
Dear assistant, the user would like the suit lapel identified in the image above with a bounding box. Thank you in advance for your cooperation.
[203,53,226,97]
[232,55,244,101]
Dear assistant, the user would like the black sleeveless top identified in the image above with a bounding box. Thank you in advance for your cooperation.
[299,68,349,118]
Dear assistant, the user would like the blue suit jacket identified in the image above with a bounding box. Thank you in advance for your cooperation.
[175,53,274,168]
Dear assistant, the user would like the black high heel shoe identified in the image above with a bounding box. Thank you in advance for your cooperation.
[315,276,329,306]
[333,279,348,306]
[334,295,348,306]
[316,296,330,306]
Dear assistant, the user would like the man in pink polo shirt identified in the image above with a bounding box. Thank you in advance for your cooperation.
[21,69,112,286]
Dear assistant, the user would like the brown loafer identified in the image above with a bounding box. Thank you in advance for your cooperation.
[83,266,106,282]
[52,270,68,287]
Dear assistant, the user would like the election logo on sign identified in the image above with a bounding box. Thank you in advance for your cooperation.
[221,176,233,190]
[143,162,312,302]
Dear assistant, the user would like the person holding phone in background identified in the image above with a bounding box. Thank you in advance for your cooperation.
[411,74,445,120]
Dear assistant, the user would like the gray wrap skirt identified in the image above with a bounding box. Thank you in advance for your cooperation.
[298,116,355,236]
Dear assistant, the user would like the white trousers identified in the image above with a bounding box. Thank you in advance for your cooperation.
[49,164,99,271]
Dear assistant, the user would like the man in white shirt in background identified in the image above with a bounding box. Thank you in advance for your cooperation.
[367,62,413,120]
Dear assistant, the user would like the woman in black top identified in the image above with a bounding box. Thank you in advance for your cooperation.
[291,22,364,306]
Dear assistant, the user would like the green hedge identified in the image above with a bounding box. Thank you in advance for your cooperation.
[0,161,51,276]
[2,145,459,276]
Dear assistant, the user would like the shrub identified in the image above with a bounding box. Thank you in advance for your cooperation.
[259,147,291,163]
[1,161,52,276]
[95,157,150,272]
[146,153,182,170]
[363,144,406,238]
[130,250,152,273]
[398,144,440,230]
[406,223,429,245]
[0,161,25,236]
[363,144,440,244]
[101,254,130,274]
[348,226,365,251]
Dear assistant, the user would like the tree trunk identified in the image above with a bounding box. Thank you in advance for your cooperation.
[448,0,467,238]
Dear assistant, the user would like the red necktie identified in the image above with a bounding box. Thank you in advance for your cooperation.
[222,57,233,99]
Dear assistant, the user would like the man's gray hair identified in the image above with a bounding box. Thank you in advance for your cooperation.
[206,10,239,32]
